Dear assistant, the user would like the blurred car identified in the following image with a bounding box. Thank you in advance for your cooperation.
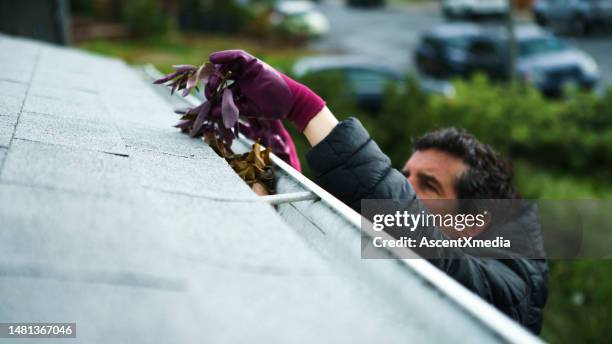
[270,1,330,39]
[293,56,402,112]
[533,0,612,34]
[442,0,509,19]
[415,23,599,96]
[415,23,482,79]
[346,0,387,7]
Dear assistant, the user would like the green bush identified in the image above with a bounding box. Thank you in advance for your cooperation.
[70,0,94,16]
[421,77,612,177]
[542,260,612,343]
[177,0,259,34]
[123,0,169,37]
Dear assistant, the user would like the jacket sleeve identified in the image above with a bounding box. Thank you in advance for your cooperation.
[306,117,542,332]
[306,117,415,212]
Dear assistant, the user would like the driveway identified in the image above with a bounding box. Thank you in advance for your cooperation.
[312,1,441,72]
[312,0,612,86]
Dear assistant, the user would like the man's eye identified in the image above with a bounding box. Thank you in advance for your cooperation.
[421,182,438,194]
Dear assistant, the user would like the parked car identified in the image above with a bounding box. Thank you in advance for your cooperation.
[415,23,482,79]
[293,56,402,112]
[442,0,509,19]
[270,1,330,39]
[533,0,612,34]
[415,23,599,96]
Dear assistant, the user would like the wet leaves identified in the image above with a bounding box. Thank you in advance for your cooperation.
[155,62,237,151]
[154,60,278,192]
[190,100,212,137]
[228,141,275,193]
[221,88,239,128]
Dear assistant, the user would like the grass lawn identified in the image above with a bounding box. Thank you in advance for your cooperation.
[77,32,313,74]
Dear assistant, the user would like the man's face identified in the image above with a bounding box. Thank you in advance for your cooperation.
[403,149,472,239]
[402,149,468,200]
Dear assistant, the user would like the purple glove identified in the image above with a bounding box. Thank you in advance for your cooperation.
[207,50,325,131]
[240,119,302,172]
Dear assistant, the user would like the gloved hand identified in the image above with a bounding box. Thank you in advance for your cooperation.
[207,50,325,131]
[239,118,301,172]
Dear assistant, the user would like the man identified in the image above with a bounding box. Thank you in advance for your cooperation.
[205,50,548,334]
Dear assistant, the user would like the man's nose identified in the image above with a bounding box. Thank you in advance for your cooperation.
[406,176,424,199]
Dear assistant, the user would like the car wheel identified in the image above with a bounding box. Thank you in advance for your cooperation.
[443,8,456,20]
[465,10,476,21]
[346,0,386,7]
[535,13,547,27]
[573,16,590,35]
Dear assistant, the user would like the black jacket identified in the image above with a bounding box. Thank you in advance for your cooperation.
[306,117,548,334]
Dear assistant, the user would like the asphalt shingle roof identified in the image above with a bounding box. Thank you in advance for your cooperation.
[0,34,511,343]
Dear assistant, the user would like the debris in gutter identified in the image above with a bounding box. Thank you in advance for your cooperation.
[228,141,275,195]
[154,61,283,195]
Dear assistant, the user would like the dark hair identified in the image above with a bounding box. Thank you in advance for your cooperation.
[413,127,518,200]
